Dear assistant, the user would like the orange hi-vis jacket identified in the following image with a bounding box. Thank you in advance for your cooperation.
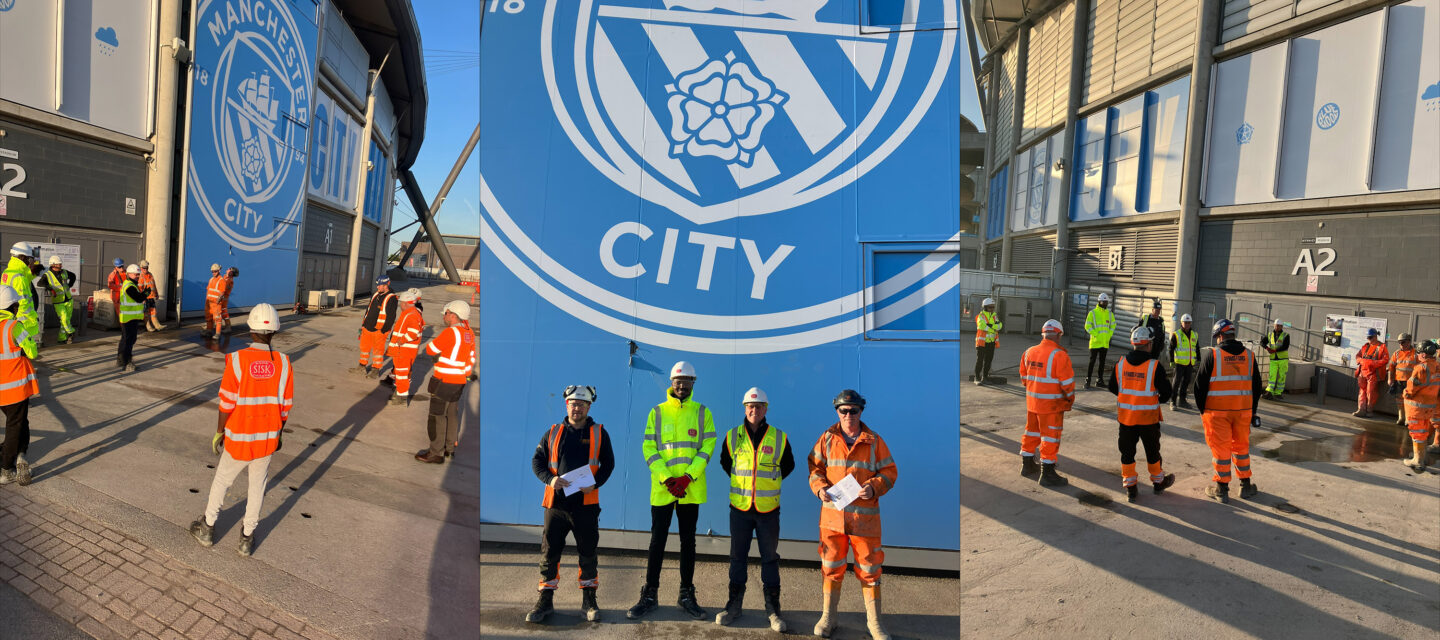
[1390,347,1418,383]
[1356,342,1389,377]
[807,423,897,538]
[387,306,424,351]
[1020,339,1075,413]
[206,274,230,303]
[218,344,294,461]
[138,272,157,299]
[1404,358,1440,412]
[1205,347,1253,411]
[426,323,476,384]
[541,422,604,508]
[363,291,397,333]
[0,318,38,406]
[1117,358,1163,426]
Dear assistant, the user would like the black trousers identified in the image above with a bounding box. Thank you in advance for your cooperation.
[1172,364,1196,403]
[539,505,600,588]
[117,320,141,365]
[646,502,699,588]
[1,399,29,471]
[1087,348,1109,383]
[1118,423,1162,467]
[974,344,995,381]
[728,507,781,587]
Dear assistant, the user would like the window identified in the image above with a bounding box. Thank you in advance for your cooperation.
[863,242,960,341]
[1071,76,1191,222]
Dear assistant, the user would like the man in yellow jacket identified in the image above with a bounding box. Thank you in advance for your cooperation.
[973,298,1002,385]
[627,361,716,621]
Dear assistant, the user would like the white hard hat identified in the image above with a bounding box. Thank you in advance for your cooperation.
[1273,318,1283,325]
[1042,319,1064,334]
[1097,293,1110,302]
[742,387,768,404]
[1131,326,1153,345]
[138,260,149,268]
[982,297,995,307]
[9,242,35,257]
[210,263,221,271]
[670,361,697,379]
[398,289,418,303]
[408,287,422,300]
[442,300,471,321]
[0,287,17,310]
[1180,314,1193,322]
[126,264,140,275]
[247,303,281,333]
[48,255,62,266]
[565,385,596,403]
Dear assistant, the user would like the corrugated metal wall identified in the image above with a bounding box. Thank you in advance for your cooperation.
[996,47,1019,156]
[1011,233,1057,276]
[1022,4,1075,145]
[1220,0,1345,43]
[1085,0,1198,103]
[1067,224,1178,287]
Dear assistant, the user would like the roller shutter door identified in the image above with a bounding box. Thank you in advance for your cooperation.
[1010,233,1057,276]
[1067,224,1178,288]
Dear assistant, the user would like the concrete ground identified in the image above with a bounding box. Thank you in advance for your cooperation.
[0,579,87,639]
[478,543,959,639]
[8,276,477,639]
[961,337,1440,639]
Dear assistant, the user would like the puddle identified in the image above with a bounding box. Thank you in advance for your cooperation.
[1272,424,1411,463]
[1076,491,1113,508]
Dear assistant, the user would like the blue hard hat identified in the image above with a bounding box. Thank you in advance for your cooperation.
[113,258,125,267]
[1367,328,1380,338]
[1212,319,1236,338]
[376,276,390,285]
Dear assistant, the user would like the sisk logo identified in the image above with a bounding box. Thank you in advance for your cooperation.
[482,0,961,354]
[186,0,311,252]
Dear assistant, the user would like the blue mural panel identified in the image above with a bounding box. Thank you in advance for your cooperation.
[986,165,1007,240]
[362,140,389,224]
[479,1,961,551]
[181,0,320,310]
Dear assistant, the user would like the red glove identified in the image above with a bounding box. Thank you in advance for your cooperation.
[671,475,693,497]
[662,477,681,497]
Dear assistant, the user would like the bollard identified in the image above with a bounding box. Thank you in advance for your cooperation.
[1316,367,1328,404]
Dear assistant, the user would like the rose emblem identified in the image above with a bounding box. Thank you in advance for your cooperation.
[665,52,787,167]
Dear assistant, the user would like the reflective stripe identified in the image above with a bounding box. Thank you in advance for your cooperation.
[1211,375,1250,382]
[224,429,280,442]
[1118,402,1160,411]
[1213,458,1231,465]
[233,396,284,405]
[1045,349,1059,379]
[1024,431,1041,437]
[730,486,782,497]
[826,458,888,471]
[645,453,661,465]
[1208,390,1251,396]
[665,457,692,467]
[218,389,238,401]
[822,503,880,515]
[1234,454,1250,460]
[695,450,711,462]
[0,374,35,391]
[1028,392,1068,399]
[856,563,881,574]
[1122,476,1137,487]
[660,441,700,450]
[1041,437,1059,443]
[821,559,847,569]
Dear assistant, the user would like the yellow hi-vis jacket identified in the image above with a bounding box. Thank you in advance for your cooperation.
[726,423,787,513]
[1085,306,1116,349]
[643,389,716,505]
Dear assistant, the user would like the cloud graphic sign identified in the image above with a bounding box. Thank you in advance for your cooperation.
[1423,82,1440,101]
[95,27,119,47]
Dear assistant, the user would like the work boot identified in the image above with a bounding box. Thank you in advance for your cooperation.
[1153,474,1175,494]
[626,584,658,620]
[366,368,381,379]
[388,394,406,406]
[350,366,368,375]
[1020,455,1041,477]
[973,377,982,386]
[582,587,601,622]
[1038,463,1069,487]
[1126,485,1139,503]
[813,579,841,637]
[1179,400,1192,410]
[1084,379,1093,389]
[677,584,706,620]
[862,584,890,640]
[1206,482,1230,504]
[0,469,14,485]
[763,585,788,632]
[1352,409,1365,417]
[188,518,213,546]
[1239,479,1259,499]
[525,589,554,624]
[715,583,744,625]
[237,533,254,557]
[125,363,136,372]
[15,454,31,486]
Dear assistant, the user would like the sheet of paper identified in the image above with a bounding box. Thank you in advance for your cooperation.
[560,466,596,496]
[826,474,864,510]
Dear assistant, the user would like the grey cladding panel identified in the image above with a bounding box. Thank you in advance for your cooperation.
[1011,234,1056,276]
[303,206,355,257]
[0,119,147,234]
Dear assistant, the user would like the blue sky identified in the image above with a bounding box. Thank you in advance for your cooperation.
[391,0,480,248]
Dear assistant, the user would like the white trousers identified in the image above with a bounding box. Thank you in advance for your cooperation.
[204,451,273,536]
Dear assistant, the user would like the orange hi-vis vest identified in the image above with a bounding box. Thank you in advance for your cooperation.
[1356,342,1389,376]
[975,311,1001,347]
[1206,347,1253,411]
[0,319,37,406]
[138,272,157,299]
[807,423,897,538]
[1391,348,1418,382]
[388,306,424,351]
[364,292,397,332]
[541,423,604,508]
[1117,358,1163,425]
[1020,339,1075,413]
[1405,358,1440,412]
[206,275,227,303]
[218,345,294,461]
[426,323,476,384]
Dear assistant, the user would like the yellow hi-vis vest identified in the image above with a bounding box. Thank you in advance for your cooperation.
[727,423,787,513]
[119,280,143,323]
[643,392,716,506]
[1173,329,1198,365]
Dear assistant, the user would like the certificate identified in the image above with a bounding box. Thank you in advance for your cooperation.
[560,466,596,496]
[825,474,864,510]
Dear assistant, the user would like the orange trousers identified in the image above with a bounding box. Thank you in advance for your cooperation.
[1202,410,1253,483]
[359,330,387,368]
[391,348,418,396]
[1357,373,1383,411]
[818,528,883,585]
[204,301,225,333]
[1021,412,1065,465]
[1406,408,1436,448]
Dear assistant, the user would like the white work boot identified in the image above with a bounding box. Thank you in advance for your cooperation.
[862,583,890,640]
[813,579,840,637]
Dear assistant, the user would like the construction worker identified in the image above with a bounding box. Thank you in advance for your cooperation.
[107,258,127,316]
[973,298,1002,385]
[627,361,716,621]
[1169,314,1199,409]
[1400,340,1439,472]
[204,264,228,340]
[1135,300,1167,361]
[1195,319,1263,504]
[1353,328,1390,418]
[1084,293,1116,388]
[526,385,614,624]
[188,303,291,557]
[43,256,77,344]
[808,389,897,640]
[355,276,397,378]
[1019,319,1076,487]
[116,265,146,371]
[716,387,793,632]
[385,289,425,406]
[1107,327,1175,502]
[1388,334,1417,426]
[1260,319,1290,400]
[2,243,39,355]
[0,287,38,486]
[137,260,161,332]
[416,300,475,463]
[221,267,239,334]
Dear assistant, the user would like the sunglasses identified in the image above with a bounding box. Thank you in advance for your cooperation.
[838,408,862,416]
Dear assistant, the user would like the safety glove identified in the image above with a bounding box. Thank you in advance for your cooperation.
[211,432,224,456]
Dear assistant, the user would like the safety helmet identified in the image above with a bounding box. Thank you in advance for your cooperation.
[742,387,768,405]
[1152,300,1162,309]
[981,297,995,307]
[1273,318,1283,326]
[117,258,129,268]
[564,385,597,404]
[0,287,17,311]
[1130,326,1152,345]
[1420,340,1438,357]
[1398,333,1413,343]
[1042,319,1063,335]
[125,264,140,275]
[1212,319,1237,338]
[1367,328,1380,338]
[398,289,418,303]
[1180,313,1193,323]
[1097,293,1110,302]
[9,242,36,258]
[48,255,62,266]
[442,299,471,321]
[376,276,391,286]
[246,303,281,333]
[210,263,221,272]
[138,260,149,268]
[833,389,866,409]
[228,267,239,277]
[408,287,422,300]
[669,361,697,380]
